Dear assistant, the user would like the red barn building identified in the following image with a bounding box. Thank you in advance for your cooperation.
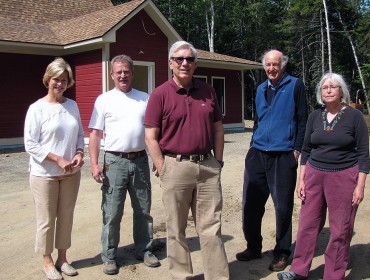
[0,0,261,147]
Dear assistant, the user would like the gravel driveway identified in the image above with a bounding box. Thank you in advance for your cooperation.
[1,128,370,280]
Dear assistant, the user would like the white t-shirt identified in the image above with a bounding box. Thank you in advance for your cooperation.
[24,98,85,176]
[88,88,149,152]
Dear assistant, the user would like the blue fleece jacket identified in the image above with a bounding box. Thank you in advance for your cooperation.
[251,73,308,152]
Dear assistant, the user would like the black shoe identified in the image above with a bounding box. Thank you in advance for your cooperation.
[236,248,262,261]
[269,254,289,271]
[151,239,166,252]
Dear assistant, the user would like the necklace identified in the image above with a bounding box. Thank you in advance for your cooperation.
[322,107,344,131]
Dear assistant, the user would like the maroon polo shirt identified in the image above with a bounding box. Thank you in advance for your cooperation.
[144,78,223,155]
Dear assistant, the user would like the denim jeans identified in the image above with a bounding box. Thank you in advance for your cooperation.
[101,152,153,262]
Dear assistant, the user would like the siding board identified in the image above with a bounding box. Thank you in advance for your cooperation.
[0,53,53,138]
[195,68,243,124]
[0,7,248,142]
[67,50,102,135]
[111,10,169,86]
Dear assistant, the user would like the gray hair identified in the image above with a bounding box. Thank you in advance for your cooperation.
[316,72,350,106]
[110,55,134,72]
[43,57,75,88]
[168,41,198,61]
[261,50,289,70]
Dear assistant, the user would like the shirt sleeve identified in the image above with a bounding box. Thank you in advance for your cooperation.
[294,79,308,152]
[24,103,49,162]
[75,103,85,151]
[300,111,314,166]
[144,90,163,128]
[354,110,370,173]
[88,95,105,131]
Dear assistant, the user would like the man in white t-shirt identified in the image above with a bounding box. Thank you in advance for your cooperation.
[89,55,162,275]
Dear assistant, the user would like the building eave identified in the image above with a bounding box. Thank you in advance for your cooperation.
[197,59,262,70]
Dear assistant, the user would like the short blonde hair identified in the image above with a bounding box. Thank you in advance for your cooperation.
[43,57,75,88]
[110,55,134,72]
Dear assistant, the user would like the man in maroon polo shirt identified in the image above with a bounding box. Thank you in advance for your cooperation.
[144,40,229,280]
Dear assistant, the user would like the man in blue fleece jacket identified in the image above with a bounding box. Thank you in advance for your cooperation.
[236,50,308,272]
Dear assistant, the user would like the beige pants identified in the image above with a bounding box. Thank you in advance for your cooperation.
[30,171,80,255]
[160,156,229,280]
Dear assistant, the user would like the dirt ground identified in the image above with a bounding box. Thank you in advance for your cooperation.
[1,129,370,280]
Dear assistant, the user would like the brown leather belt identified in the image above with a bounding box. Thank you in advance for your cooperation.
[106,150,146,159]
[165,153,211,163]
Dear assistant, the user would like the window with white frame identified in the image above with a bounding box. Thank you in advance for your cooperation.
[212,77,225,114]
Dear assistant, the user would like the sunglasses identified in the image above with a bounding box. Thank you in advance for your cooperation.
[171,56,196,64]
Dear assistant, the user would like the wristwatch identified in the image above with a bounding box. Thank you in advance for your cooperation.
[217,160,224,168]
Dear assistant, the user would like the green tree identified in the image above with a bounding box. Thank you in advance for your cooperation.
[112,0,369,113]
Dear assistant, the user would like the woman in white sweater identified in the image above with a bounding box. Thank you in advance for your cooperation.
[24,57,84,280]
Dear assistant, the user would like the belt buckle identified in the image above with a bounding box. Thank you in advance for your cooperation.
[190,154,202,162]
[127,152,136,159]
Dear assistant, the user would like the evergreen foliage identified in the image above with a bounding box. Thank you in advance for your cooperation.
[111,0,370,114]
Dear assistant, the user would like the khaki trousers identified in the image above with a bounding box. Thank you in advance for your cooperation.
[160,156,229,280]
[30,171,80,255]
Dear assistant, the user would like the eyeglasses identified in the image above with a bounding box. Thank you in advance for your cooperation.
[171,56,196,64]
[321,85,340,91]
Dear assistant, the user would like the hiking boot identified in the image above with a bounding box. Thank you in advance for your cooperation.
[144,251,160,267]
[136,251,160,267]
[269,254,289,271]
[102,261,118,275]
